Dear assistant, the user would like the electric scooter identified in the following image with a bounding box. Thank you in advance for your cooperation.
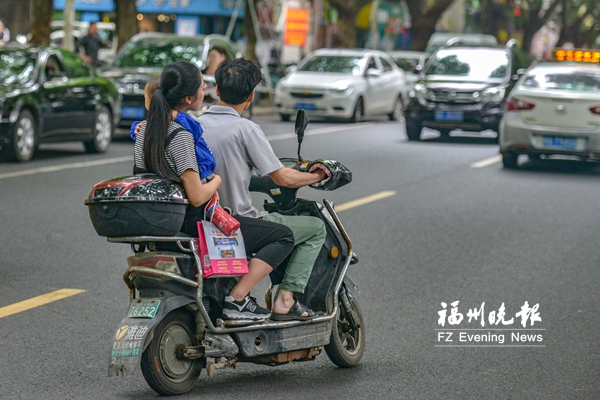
[98,110,364,396]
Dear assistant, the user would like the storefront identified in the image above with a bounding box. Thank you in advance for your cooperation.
[53,0,245,38]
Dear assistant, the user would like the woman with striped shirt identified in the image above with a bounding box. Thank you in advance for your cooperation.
[134,62,294,321]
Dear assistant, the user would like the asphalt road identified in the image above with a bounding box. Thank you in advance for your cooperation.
[1,114,599,399]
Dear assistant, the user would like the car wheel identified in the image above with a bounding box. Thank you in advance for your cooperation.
[350,97,363,123]
[84,105,113,153]
[388,96,403,121]
[405,118,422,141]
[4,109,37,162]
[280,113,291,122]
[502,152,519,169]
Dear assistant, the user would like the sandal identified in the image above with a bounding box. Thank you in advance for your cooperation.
[270,300,317,321]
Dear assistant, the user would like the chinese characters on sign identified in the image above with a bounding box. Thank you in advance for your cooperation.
[554,49,600,63]
[435,301,544,347]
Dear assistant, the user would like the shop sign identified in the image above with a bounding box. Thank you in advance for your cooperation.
[284,7,310,46]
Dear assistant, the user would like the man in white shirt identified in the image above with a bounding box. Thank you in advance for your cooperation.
[200,58,327,321]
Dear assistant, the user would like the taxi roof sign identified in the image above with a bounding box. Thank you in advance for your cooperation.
[553,48,600,63]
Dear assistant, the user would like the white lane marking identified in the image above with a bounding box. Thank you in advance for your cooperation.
[0,124,375,180]
[334,191,397,212]
[267,123,377,141]
[471,155,501,168]
[0,156,133,180]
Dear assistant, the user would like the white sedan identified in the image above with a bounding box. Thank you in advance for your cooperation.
[274,48,406,122]
[500,63,600,168]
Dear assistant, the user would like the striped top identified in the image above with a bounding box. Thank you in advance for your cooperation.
[134,121,199,176]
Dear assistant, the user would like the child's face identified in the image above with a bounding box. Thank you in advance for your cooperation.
[188,75,205,111]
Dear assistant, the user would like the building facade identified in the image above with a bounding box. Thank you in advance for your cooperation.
[53,0,245,38]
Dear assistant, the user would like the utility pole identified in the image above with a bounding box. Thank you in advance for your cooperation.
[312,0,323,51]
[370,0,379,49]
[63,0,75,51]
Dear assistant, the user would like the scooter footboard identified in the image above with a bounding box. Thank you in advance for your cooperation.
[233,320,331,358]
[108,296,195,377]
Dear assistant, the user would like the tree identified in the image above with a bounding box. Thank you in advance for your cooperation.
[478,0,561,53]
[404,0,456,51]
[30,0,53,46]
[115,0,138,51]
[244,0,259,63]
[557,0,600,47]
[328,0,372,48]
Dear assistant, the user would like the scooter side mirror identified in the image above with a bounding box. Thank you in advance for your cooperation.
[294,110,309,162]
[295,109,309,144]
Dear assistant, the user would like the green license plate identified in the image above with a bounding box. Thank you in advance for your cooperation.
[128,299,161,319]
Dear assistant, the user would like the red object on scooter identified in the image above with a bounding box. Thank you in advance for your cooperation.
[205,195,240,236]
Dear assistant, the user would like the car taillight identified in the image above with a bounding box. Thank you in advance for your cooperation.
[589,106,600,115]
[506,97,535,111]
[127,253,181,273]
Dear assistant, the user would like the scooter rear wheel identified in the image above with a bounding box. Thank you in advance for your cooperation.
[325,294,365,367]
[141,308,203,395]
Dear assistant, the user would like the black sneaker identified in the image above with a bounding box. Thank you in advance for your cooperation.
[223,295,271,320]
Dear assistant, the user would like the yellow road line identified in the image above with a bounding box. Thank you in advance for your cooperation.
[335,191,397,212]
[0,289,86,319]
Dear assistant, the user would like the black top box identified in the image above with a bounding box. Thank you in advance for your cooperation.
[85,174,189,237]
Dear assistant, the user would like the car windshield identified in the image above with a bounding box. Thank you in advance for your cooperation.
[425,49,509,81]
[298,55,363,75]
[113,39,203,68]
[0,50,37,85]
[521,69,600,92]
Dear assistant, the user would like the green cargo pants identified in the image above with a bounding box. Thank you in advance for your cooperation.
[260,212,326,293]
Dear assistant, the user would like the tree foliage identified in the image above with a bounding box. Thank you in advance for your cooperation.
[556,0,600,47]
[30,0,53,46]
[328,0,372,48]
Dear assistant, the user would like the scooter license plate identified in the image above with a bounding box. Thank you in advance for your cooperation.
[127,299,161,319]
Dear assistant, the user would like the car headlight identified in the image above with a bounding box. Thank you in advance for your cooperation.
[118,82,145,95]
[329,85,354,96]
[276,82,289,92]
[410,83,428,98]
[480,87,505,102]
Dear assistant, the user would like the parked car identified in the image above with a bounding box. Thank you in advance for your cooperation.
[500,62,600,168]
[99,33,238,128]
[387,50,428,102]
[274,48,407,122]
[404,40,528,141]
[425,33,498,54]
[0,44,121,162]
[50,21,117,63]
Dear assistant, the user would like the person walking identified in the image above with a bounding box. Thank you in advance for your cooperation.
[78,22,109,67]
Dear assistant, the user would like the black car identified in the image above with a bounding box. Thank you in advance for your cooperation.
[404,40,528,141]
[0,45,121,162]
[99,33,238,128]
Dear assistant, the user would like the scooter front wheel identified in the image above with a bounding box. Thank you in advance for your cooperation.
[141,309,203,395]
[325,293,365,367]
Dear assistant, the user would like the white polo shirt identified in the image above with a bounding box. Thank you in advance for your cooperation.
[199,106,283,218]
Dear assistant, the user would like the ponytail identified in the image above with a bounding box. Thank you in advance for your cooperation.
[142,62,202,183]
[143,87,181,182]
